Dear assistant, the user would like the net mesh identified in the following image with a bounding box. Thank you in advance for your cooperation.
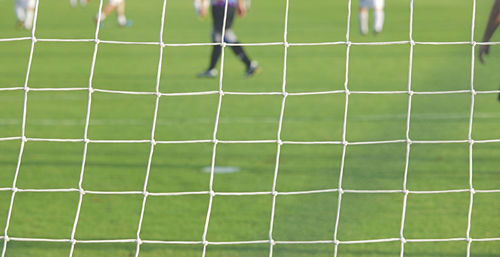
[1,0,500,257]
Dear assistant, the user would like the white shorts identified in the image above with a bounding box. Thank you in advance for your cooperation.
[16,0,36,9]
[359,0,384,9]
[108,0,124,6]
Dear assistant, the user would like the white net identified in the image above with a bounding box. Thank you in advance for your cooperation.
[1,0,500,257]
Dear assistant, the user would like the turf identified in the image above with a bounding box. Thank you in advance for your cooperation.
[1,0,500,256]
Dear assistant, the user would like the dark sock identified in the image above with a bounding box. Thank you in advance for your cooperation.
[230,45,251,68]
[208,45,222,70]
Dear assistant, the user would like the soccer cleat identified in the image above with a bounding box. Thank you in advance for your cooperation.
[120,20,133,28]
[198,69,218,78]
[245,61,259,78]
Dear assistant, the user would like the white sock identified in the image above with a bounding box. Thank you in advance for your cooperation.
[118,15,127,26]
[70,0,77,7]
[15,5,26,22]
[24,9,34,30]
[359,10,369,35]
[80,0,87,6]
[374,9,384,33]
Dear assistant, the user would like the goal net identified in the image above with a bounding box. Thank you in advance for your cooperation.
[0,0,499,257]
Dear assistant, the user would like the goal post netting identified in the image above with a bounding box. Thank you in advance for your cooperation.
[1,0,500,257]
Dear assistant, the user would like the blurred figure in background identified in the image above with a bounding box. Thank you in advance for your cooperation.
[196,0,259,78]
[84,0,131,27]
[15,0,35,30]
[70,0,88,7]
[96,0,132,27]
[359,0,384,35]
[478,0,500,101]
[479,0,500,64]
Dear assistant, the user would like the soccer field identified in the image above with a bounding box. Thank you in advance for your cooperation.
[1,0,500,256]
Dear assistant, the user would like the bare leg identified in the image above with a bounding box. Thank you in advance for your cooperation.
[116,1,128,26]
[96,4,116,22]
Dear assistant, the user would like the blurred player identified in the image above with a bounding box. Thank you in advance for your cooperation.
[15,0,35,30]
[479,0,500,64]
[94,0,132,27]
[70,0,88,7]
[196,0,259,78]
[479,0,500,101]
[359,0,384,35]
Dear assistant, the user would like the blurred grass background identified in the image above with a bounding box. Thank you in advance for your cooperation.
[0,0,499,256]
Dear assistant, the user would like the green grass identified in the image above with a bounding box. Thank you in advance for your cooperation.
[1,0,500,256]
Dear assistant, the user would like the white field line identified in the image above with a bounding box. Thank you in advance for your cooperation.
[0,112,499,126]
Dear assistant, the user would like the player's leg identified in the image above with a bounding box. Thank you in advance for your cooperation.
[96,1,116,23]
[199,5,225,78]
[224,7,258,77]
[359,0,370,35]
[224,7,251,68]
[498,84,500,102]
[116,0,131,27]
[70,0,77,7]
[373,0,385,34]
[15,0,27,28]
[23,0,36,30]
